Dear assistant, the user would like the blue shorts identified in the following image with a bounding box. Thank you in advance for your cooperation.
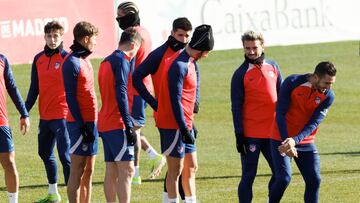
[159,128,196,158]
[0,126,14,153]
[67,122,98,156]
[100,129,135,162]
[131,95,147,127]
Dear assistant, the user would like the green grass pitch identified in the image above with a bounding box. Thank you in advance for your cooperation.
[0,40,359,202]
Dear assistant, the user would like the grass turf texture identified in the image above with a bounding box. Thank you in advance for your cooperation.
[0,40,359,202]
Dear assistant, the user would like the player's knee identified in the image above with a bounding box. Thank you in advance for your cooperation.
[83,166,94,178]
[306,175,321,189]
[168,168,182,179]
[241,170,257,183]
[121,164,135,179]
[58,153,70,164]
[189,163,198,174]
[1,158,17,175]
[277,175,291,188]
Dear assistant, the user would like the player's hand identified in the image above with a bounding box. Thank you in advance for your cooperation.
[192,124,198,139]
[20,117,30,135]
[278,138,296,154]
[193,101,199,113]
[235,133,247,155]
[180,128,195,144]
[81,123,95,143]
[125,127,137,145]
[285,147,298,158]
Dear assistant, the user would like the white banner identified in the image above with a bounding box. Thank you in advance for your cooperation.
[117,0,360,50]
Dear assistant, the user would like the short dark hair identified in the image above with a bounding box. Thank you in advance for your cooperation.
[241,30,264,45]
[119,27,142,45]
[314,61,337,78]
[117,1,139,15]
[44,21,64,34]
[172,17,192,32]
[73,21,99,42]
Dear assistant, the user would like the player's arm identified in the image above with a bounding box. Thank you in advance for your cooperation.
[3,56,28,118]
[230,66,248,154]
[230,67,246,135]
[25,55,41,112]
[292,90,335,144]
[62,57,83,125]
[275,63,283,95]
[194,63,200,113]
[276,77,294,141]
[132,50,163,111]
[114,59,133,129]
[3,56,30,135]
[168,62,187,130]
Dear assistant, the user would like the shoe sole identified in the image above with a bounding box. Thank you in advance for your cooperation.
[149,158,166,179]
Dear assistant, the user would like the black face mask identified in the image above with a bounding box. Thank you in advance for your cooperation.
[116,13,140,30]
[166,36,187,51]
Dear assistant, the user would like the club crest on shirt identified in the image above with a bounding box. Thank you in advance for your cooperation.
[268,70,275,78]
[314,96,321,104]
[54,62,60,69]
[249,144,257,152]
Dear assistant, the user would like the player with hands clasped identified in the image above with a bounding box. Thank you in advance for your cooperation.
[98,27,141,203]
[231,30,282,203]
[133,17,194,202]
[269,61,337,203]
[61,21,99,203]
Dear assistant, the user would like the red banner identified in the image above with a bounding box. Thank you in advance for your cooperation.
[0,0,117,64]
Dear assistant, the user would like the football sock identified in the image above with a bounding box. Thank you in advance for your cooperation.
[8,192,18,203]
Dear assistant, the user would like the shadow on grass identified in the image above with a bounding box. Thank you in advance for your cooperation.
[320,151,360,156]
[1,168,360,191]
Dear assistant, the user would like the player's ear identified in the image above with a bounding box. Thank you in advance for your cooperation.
[83,36,90,44]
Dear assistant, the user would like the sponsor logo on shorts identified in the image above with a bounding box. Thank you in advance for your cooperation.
[128,146,134,155]
[177,146,184,154]
[82,143,88,151]
[249,144,257,152]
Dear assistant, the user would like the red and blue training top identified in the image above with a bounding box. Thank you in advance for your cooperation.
[25,46,68,120]
[156,50,199,130]
[0,54,28,126]
[127,25,153,98]
[231,60,282,138]
[98,50,134,132]
[272,74,335,145]
[132,41,182,111]
[61,42,97,124]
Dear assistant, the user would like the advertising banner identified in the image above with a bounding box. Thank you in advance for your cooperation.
[0,0,117,64]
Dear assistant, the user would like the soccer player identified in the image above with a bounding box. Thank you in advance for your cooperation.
[155,24,214,203]
[0,53,30,203]
[269,61,336,203]
[132,17,193,202]
[25,21,70,203]
[62,21,99,203]
[116,1,165,184]
[230,30,282,203]
[98,27,141,203]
